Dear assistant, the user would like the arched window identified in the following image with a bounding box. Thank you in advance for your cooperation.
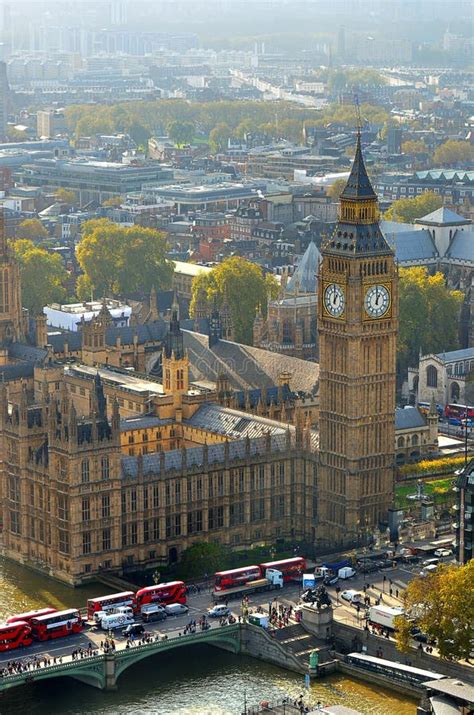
[451,382,460,401]
[411,434,419,446]
[81,459,89,484]
[101,456,110,480]
[397,436,405,448]
[426,365,438,388]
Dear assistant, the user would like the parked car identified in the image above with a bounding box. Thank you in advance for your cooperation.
[323,574,339,586]
[208,605,231,618]
[140,604,167,623]
[433,548,452,558]
[410,626,428,643]
[165,603,189,616]
[358,561,378,573]
[122,623,145,638]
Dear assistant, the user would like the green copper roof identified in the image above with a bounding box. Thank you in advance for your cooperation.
[340,133,377,201]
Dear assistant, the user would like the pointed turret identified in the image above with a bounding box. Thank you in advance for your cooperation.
[323,131,392,257]
[208,297,222,348]
[163,296,184,360]
[340,132,377,201]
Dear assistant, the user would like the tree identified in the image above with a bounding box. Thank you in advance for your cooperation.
[208,122,231,153]
[401,140,429,155]
[398,267,463,373]
[384,192,443,223]
[55,188,77,206]
[102,196,123,208]
[11,239,67,315]
[433,140,474,167]
[394,561,474,661]
[190,256,279,345]
[127,121,150,147]
[15,218,48,243]
[326,178,347,200]
[76,219,173,298]
[168,120,195,146]
[179,542,228,579]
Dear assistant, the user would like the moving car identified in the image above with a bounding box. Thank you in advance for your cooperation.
[208,605,231,618]
[165,603,189,616]
[122,623,145,638]
[433,548,452,558]
[140,604,167,623]
[340,590,364,605]
[323,574,339,586]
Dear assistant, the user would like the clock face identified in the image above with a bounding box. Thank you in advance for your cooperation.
[364,284,390,319]
[324,283,345,318]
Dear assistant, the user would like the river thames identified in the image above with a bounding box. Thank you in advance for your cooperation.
[0,558,418,715]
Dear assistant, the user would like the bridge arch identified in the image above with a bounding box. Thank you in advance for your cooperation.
[114,630,240,683]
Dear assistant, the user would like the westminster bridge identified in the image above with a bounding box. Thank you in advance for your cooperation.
[0,621,319,692]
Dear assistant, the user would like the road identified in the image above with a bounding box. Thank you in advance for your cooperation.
[0,557,453,671]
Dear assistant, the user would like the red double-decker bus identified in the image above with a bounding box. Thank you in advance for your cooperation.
[30,609,83,641]
[445,403,474,421]
[86,591,135,620]
[0,621,33,652]
[135,581,186,609]
[7,608,57,625]
[214,565,262,591]
[259,557,306,582]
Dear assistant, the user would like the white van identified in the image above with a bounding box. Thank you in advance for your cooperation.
[100,612,135,630]
[93,606,133,624]
[165,603,189,616]
[420,564,438,577]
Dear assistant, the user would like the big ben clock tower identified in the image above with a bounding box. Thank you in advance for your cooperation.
[317,133,398,545]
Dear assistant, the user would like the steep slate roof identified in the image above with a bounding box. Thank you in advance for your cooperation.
[121,431,291,480]
[8,343,47,362]
[434,347,474,362]
[185,404,287,439]
[393,229,438,263]
[179,330,319,396]
[446,230,474,262]
[340,134,377,200]
[286,241,321,294]
[395,406,426,430]
[416,207,470,226]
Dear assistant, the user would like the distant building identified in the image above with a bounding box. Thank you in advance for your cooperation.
[0,61,8,140]
[36,109,67,139]
[455,458,473,564]
[19,159,174,204]
[408,347,474,406]
[44,300,131,333]
[254,241,320,361]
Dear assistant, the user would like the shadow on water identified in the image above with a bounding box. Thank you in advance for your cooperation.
[0,645,418,715]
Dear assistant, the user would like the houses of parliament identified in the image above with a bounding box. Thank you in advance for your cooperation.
[0,140,427,584]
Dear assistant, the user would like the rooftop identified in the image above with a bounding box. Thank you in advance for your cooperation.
[416,207,471,226]
[286,240,321,294]
[423,677,474,704]
[433,347,474,362]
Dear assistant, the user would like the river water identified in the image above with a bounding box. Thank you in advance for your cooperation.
[0,558,417,715]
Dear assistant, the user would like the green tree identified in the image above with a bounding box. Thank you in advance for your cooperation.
[11,239,67,314]
[401,140,429,155]
[167,120,195,146]
[55,188,77,206]
[190,256,279,344]
[179,542,228,579]
[326,178,347,200]
[398,267,463,372]
[127,121,151,147]
[395,561,474,661]
[384,192,443,223]
[15,218,48,242]
[76,219,173,297]
[433,140,474,167]
[208,122,231,152]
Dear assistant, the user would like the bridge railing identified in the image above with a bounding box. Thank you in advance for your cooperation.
[0,654,105,686]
